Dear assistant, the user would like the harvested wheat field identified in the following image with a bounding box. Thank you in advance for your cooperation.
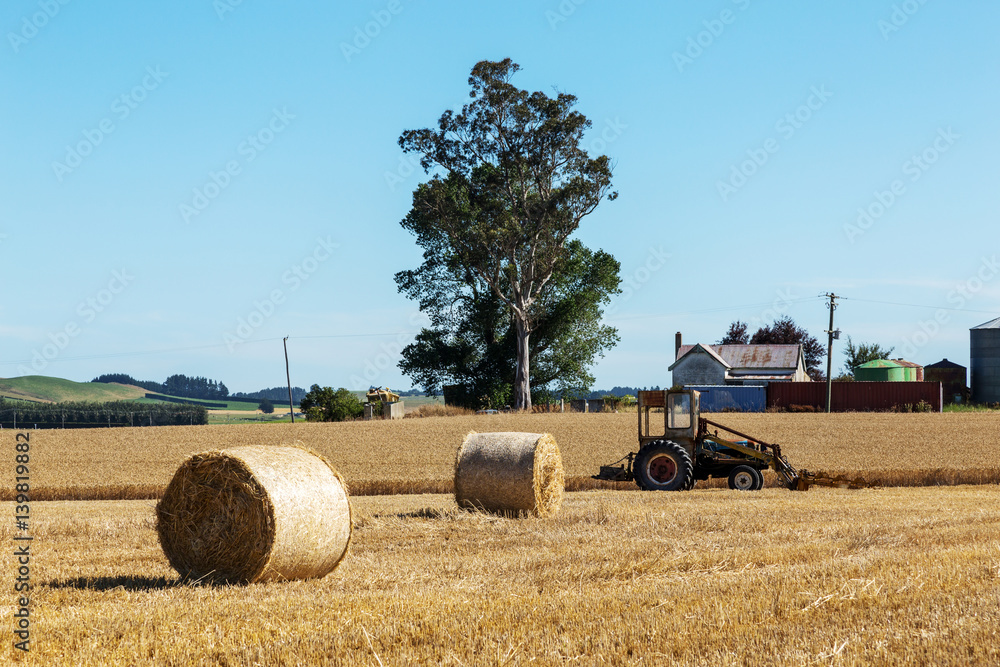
[3,485,998,665]
[5,412,1000,500]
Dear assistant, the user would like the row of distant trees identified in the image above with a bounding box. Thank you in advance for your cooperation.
[93,373,308,404]
[93,373,231,400]
[230,386,308,404]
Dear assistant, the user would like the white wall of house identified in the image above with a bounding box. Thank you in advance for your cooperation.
[670,351,727,386]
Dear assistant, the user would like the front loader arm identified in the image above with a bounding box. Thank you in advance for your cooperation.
[698,418,867,491]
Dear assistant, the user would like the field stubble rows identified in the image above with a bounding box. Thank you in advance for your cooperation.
[4,412,1000,500]
[2,486,998,665]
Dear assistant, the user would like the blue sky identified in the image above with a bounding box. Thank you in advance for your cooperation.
[2,1,998,393]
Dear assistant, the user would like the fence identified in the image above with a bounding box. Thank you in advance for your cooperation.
[0,405,208,429]
[766,381,943,412]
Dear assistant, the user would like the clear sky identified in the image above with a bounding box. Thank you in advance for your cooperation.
[2,1,998,393]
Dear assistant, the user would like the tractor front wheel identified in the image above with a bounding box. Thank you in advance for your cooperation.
[728,465,764,491]
[634,441,694,492]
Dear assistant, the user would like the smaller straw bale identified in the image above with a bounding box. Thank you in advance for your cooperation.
[454,432,564,517]
[156,445,351,584]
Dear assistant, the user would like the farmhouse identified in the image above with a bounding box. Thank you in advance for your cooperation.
[669,341,810,386]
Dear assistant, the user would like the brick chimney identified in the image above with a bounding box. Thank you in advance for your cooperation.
[675,332,682,358]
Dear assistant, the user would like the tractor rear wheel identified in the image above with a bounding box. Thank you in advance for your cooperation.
[634,440,694,491]
[728,465,763,491]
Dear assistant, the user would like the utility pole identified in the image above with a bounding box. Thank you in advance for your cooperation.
[823,293,840,413]
[283,336,295,423]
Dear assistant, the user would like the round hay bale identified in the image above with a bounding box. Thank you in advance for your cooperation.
[156,445,352,584]
[454,432,564,517]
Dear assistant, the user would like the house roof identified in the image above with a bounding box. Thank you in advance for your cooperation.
[668,343,731,371]
[674,343,803,370]
[972,317,1000,329]
[924,358,966,370]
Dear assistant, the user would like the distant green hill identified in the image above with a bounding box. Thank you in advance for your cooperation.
[0,376,269,412]
[0,376,146,403]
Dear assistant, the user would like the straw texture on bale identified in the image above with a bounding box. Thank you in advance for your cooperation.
[156,445,351,584]
[454,432,564,517]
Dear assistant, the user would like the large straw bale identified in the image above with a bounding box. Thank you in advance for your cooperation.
[156,445,351,584]
[454,431,564,517]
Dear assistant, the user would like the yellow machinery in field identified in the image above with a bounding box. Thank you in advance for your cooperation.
[366,387,400,404]
[594,389,868,491]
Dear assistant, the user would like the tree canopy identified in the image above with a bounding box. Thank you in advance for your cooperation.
[395,58,618,410]
[721,317,825,380]
[718,321,749,344]
[299,385,363,422]
[842,337,895,378]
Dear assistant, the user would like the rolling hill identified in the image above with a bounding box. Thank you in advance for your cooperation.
[0,376,146,403]
[0,375,268,412]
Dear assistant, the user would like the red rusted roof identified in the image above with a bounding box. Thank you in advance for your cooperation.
[676,344,803,370]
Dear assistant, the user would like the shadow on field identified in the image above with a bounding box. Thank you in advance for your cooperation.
[46,575,178,591]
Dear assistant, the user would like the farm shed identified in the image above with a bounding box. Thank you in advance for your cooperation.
[971,317,1000,403]
[684,385,765,412]
[670,342,809,386]
[923,359,967,403]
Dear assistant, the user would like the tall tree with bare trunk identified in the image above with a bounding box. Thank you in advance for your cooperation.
[396,59,617,410]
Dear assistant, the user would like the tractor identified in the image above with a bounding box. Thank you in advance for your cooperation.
[366,387,400,404]
[594,389,865,491]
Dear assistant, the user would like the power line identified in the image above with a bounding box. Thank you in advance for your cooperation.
[840,297,998,315]
[605,297,823,322]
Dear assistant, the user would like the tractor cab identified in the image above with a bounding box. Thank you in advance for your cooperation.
[638,389,699,456]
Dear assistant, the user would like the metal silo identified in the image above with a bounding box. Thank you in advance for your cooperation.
[893,359,923,382]
[971,317,1000,403]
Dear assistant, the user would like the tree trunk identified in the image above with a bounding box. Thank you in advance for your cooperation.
[513,315,532,411]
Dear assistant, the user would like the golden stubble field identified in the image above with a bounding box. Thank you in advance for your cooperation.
[5,412,1000,499]
[2,487,999,666]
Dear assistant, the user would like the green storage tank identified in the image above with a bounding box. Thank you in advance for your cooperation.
[855,359,905,382]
